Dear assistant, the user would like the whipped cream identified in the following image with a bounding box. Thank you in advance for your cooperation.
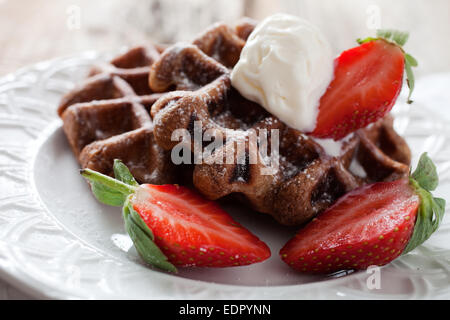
[312,133,355,157]
[231,13,334,132]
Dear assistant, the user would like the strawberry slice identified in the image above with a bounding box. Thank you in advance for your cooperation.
[131,184,271,268]
[310,30,417,140]
[280,153,445,274]
[81,160,270,272]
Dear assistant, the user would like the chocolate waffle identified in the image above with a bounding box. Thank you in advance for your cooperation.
[149,43,411,226]
[192,18,257,68]
[58,45,178,184]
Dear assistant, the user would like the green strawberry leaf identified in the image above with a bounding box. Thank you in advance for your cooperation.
[392,31,409,46]
[376,29,409,46]
[412,153,438,191]
[431,197,446,232]
[404,53,419,104]
[113,159,139,187]
[123,196,177,273]
[376,29,393,40]
[90,181,128,207]
[405,53,418,67]
[403,153,446,254]
[80,168,137,207]
[356,36,378,45]
[404,58,416,104]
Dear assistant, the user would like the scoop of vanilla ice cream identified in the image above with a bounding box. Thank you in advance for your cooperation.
[231,13,334,132]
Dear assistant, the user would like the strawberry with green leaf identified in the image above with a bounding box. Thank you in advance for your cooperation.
[81,160,271,273]
[310,29,418,140]
[280,153,445,274]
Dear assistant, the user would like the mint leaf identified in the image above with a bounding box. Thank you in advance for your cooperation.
[412,153,438,191]
[113,159,139,187]
[123,197,177,273]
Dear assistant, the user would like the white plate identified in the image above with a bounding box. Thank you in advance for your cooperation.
[0,53,449,299]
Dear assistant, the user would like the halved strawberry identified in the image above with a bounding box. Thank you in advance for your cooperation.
[81,160,270,272]
[310,30,417,140]
[280,153,445,274]
[131,184,271,268]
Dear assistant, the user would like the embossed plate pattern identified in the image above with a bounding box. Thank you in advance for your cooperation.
[0,53,449,299]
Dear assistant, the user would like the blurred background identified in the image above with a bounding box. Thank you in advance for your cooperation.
[0,0,449,77]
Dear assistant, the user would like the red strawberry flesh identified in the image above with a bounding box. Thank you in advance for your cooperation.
[132,184,271,267]
[311,40,405,140]
[280,179,419,273]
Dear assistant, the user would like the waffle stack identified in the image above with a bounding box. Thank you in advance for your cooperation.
[58,19,411,225]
